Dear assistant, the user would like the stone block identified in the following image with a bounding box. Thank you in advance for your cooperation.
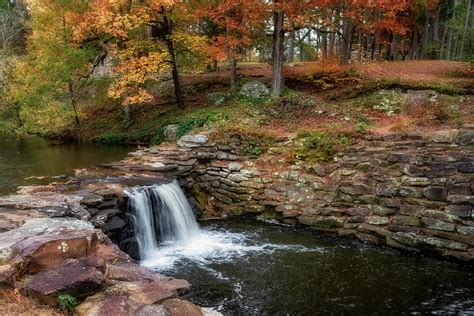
[447,205,472,218]
[421,217,455,232]
[447,195,474,205]
[365,216,389,225]
[391,215,420,227]
[423,237,468,251]
[401,176,431,186]
[422,186,448,201]
[391,232,423,247]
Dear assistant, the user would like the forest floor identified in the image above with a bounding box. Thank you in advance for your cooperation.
[71,59,473,144]
[64,60,473,145]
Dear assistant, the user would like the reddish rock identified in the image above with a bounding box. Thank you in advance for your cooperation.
[107,262,162,282]
[95,243,132,264]
[76,293,134,316]
[162,299,204,316]
[123,277,191,305]
[12,229,99,273]
[0,264,17,287]
[133,304,170,316]
[19,257,104,304]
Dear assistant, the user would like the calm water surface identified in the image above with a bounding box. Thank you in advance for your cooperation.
[152,220,474,315]
[0,135,133,195]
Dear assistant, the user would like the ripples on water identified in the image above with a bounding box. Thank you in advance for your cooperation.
[143,220,474,315]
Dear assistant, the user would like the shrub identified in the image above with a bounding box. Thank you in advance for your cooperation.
[57,293,77,313]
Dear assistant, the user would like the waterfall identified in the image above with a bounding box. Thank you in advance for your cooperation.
[126,180,200,260]
[125,180,316,271]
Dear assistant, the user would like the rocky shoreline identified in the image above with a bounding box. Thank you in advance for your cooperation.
[0,125,473,314]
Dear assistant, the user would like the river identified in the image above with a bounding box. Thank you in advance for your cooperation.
[0,135,132,195]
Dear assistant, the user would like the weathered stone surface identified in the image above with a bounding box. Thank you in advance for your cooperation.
[447,195,474,205]
[11,229,98,273]
[94,188,117,199]
[240,80,270,99]
[179,135,208,145]
[420,209,459,223]
[447,205,472,218]
[448,183,472,196]
[423,237,468,251]
[107,263,162,282]
[19,257,104,303]
[422,186,448,201]
[206,92,227,106]
[80,193,104,207]
[365,216,389,225]
[0,264,17,287]
[401,176,431,186]
[122,278,191,305]
[458,226,474,237]
[431,129,459,143]
[76,293,133,316]
[104,216,126,232]
[162,299,204,316]
[0,217,94,264]
[227,173,248,182]
[391,216,420,227]
[133,304,170,316]
[164,124,179,142]
[455,130,474,145]
[422,217,455,232]
[95,243,133,264]
[391,232,423,247]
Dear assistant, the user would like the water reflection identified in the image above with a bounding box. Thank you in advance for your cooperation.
[0,136,133,195]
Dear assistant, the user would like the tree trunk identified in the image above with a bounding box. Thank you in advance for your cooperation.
[162,13,184,109]
[288,30,295,66]
[230,58,237,93]
[460,0,472,59]
[421,13,430,59]
[357,31,363,61]
[123,105,132,124]
[271,7,285,97]
[321,30,327,59]
[340,17,351,64]
[409,27,419,60]
[68,82,80,126]
[14,102,23,128]
[390,34,398,60]
[431,5,441,58]
[446,0,458,60]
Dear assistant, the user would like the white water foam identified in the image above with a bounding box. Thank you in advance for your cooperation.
[126,180,322,271]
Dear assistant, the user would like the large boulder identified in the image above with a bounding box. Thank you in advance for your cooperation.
[77,276,191,315]
[0,217,95,264]
[76,293,135,316]
[19,257,105,304]
[0,264,17,287]
[206,92,227,106]
[164,124,180,142]
[240,81,270,99]
[161,299,204,316]
[404,90,436,110]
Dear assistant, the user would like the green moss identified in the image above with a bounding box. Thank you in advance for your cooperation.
[295,131,352,162]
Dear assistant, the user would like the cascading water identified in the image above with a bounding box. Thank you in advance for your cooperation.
[126,180,318,271]
[126,180,200,259]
